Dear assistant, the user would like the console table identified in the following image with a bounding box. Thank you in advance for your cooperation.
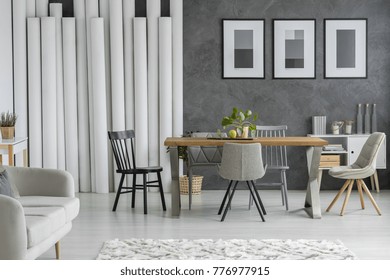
[164,137,328,219]
[0,137,28,166]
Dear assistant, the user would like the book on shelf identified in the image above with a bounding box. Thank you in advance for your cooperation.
[323,144,345,151]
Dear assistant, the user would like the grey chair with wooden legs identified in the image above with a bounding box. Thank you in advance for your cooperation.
[326,132,385,216]
[252,125,289,210]
[217,143,267,222]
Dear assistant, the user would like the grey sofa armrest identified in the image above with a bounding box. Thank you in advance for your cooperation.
[0,195,27,260]
[4,166,75,197]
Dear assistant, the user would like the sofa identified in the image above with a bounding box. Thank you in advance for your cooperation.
[0,166,80,260]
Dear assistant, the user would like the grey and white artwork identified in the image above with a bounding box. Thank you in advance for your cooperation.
[285,30,304,68]
[336,30,356,68]
[234,30,253,68]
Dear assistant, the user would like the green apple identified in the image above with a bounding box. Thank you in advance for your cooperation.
[228,129,237,138]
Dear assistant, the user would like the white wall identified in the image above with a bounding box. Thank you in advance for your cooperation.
[0,0,14,113]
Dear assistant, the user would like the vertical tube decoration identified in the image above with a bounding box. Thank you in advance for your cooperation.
[50,3,66,170]
[159,17,173,192]
[147,0,161,175]
[99,0,114,192]
[74,0,91,192]
[109,0,126,190]
[134,18,149,167]
[0,0,14,114]
[35,0,48,17]
[27,0,36,17]
[123,0,135,189]
[62,18,80,192]
[13,0,28,166]
[90,18,109,194]
[41,17,57,168]
[170,0,183,137]
[85,0,99,192]
[27,18,42,168]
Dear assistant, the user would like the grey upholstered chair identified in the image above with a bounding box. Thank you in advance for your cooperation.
[217,143,267,222]
[326,132,385,216]
[186,132,226,210]
[253,125,289,210]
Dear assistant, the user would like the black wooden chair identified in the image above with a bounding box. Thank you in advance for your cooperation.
[108,130,166,214]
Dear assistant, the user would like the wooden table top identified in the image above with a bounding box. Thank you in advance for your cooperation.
[164,137,328,147]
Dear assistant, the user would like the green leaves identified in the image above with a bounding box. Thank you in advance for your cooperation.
[221,107,259,133]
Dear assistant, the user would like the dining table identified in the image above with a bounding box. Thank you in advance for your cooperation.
[164,136,328,219]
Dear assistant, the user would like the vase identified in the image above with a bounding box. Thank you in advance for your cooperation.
[0,126,15,139]
[356,104,363,134]
[364,104,370,134]
[242,126,249,138]
[371,104,377,133]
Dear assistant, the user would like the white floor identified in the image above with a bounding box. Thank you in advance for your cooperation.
[40,189,390,260]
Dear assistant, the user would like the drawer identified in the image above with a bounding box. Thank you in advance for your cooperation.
[320,155,340,162]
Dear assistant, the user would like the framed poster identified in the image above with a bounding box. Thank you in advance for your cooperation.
[273,19,316,79]
[324,19,367,78]
[222,19,265,79]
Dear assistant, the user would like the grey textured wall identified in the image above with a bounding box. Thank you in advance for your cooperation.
[183,0,390,190]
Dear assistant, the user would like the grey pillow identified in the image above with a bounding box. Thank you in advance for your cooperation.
[0,167,20,198]
[0,170,14,198]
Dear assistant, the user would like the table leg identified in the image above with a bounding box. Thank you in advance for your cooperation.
[0,154,2,165]
[304,146,322,219]
[169,147,181,217]
[23,149,28,167]
[8,146,14,166]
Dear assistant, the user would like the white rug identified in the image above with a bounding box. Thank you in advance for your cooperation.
[96,238,356,260]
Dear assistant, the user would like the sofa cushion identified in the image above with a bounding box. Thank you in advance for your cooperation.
[24,207,67,248]
[0,167,20,198]
[18,196,80,223]
[0,170,13,197]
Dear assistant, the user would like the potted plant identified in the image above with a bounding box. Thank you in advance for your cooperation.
[221,107,258,138]
[0,111,17,139]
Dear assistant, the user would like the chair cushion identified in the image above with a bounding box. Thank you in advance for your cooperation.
[24,207,66,248]
[18,196,80,223]
[329,165,375,179]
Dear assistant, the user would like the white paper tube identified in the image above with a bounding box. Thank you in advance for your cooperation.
[13,0,28,167]
[27,0,36,17]
[90,18,109,194]
[134,18,149,167]
[35,0,48,17]
[123,0,135,190]
[85,0,99,192]
[63,18,80,192]
[74,0,91,192]
[170,0,183,137]
[27,18,42,168]
[0,0,13,114]
[109,0,126,128]
[159,17,173,192]
[110,0,126,190]
[99,0,114,192]
[50,3,66,170]
[41,17,57,169]
[147,0,161,173]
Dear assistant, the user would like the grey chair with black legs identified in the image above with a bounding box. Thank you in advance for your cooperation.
[218,143,267,222]
[252,125,289,210]
[108,130,166,214]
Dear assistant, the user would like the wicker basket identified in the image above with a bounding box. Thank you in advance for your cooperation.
[179,175,203,195]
